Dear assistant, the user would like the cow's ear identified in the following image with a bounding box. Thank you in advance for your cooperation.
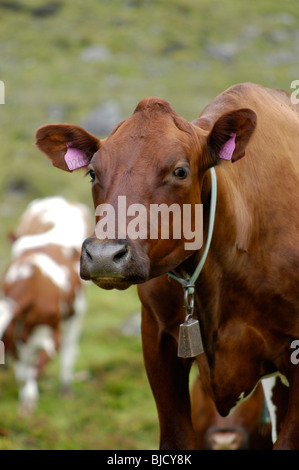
[206,108,257,165]
[35,124,101,172]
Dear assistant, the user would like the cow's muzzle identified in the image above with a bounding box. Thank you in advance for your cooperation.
[80,237,149,288]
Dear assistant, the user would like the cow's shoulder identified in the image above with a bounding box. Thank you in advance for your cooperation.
[193,82,299,131]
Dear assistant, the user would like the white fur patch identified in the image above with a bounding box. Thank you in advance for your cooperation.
[5,252,71,293]
[29,253,71,292]
[0,298,15,339]
[5,262,34,285]
[73,290,87,317]
[59,291,86,385]
[12,197,91,258]
[261,376,278,443]
[19,379,39,411]
[16,325,56,370]
[260,373,290,445]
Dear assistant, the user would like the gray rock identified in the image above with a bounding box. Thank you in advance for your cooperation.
[265,50,296,66]
[205,42,239,63]
[48,103,66,121]
[120,312,141,337]
[81,100,124,136]
[80,45,110,62]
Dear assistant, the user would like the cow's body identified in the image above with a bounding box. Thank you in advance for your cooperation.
[0,197,92,413]
[35,83,299,448]
[191,374,273,450]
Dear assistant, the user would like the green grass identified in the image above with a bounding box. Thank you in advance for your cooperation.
[0,285,160,450]
[0,0,298,450]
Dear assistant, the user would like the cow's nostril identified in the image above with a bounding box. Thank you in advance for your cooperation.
[113,245,129,264]
[85,246,93,261]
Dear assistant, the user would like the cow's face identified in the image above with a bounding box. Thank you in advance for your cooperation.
[36,98,256,290]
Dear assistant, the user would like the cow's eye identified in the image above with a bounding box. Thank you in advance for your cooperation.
[86,169,96,182]
[173,167,188,179]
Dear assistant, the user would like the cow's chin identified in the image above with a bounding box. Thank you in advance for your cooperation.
[90,276,147,291]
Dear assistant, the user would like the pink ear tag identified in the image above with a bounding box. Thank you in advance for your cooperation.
[219,133,236,161]
[64,143,90,171]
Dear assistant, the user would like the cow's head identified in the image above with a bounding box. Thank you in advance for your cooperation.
[35,98,256,290]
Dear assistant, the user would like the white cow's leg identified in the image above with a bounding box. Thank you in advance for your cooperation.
[0,299,15,339]
[14,325,56,414]
[60,291,86,394]
[15,364,39,415]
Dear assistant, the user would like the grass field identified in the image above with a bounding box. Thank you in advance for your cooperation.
[0,0,298,450]
[0,285,160,450]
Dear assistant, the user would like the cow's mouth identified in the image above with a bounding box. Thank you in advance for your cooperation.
[89,275,147,291]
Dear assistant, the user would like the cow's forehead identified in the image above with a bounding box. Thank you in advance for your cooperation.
[133,96,178,116]
[96,98,200,164]
[116,98,184,137]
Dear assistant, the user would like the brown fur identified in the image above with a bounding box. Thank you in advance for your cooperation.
[191,375,272,450]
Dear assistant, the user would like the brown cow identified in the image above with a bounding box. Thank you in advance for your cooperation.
[35,83,299,449]
[0,196,92,414]
[191,374,272,450]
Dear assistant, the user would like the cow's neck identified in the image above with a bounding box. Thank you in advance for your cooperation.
[168,168,217,287]
[174,165,246,350]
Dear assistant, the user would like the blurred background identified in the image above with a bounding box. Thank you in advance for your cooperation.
[0,0,298,450]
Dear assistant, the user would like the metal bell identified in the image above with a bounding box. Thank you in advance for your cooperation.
[177,317,204,358]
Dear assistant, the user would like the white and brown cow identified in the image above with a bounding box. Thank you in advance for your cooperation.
[0,196,92,414]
